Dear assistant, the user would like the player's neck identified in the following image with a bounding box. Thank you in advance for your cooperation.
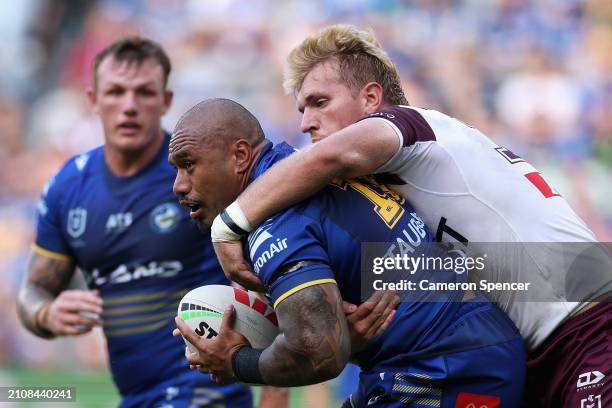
[104,132,165,177]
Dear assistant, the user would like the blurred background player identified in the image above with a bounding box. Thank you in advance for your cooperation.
[210,24,611,407]
[15,37,283,408]
[170,98,526,407]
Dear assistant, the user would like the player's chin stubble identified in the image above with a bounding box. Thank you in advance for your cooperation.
[190,217,209,234]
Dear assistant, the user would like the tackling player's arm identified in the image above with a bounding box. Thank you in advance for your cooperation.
[17,250,102,338]
[237,119,398,229]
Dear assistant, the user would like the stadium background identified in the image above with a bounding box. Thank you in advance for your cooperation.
[0,0,610,406]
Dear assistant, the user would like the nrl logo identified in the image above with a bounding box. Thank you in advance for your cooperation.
[67,208,87,238]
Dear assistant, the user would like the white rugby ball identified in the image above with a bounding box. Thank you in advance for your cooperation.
[178,285,279,352]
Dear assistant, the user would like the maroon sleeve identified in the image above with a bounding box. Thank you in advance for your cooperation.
[359,106,436,147]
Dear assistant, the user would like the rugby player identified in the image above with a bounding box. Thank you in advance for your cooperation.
[16,37,282,408]
[210,25,611,407]
[170,98,526,407]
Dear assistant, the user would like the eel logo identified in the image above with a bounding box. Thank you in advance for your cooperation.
[150,203,180,233]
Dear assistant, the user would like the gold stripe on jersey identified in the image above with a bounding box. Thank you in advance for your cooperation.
[102,300,178,317]
[104,319,170,337]
[103,289,187,306]
[31,243,73,262]
[273,279,337,309]
[102,310,176,327]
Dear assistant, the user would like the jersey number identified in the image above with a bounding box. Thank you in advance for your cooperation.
[331,176,405,228]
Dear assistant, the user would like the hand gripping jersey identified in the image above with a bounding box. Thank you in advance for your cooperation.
[361,106,609,349]
[34,135,251,406]
[247,142,525,408]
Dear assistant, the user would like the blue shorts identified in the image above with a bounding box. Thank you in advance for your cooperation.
[119,372,252,408]
[349,302,526,407]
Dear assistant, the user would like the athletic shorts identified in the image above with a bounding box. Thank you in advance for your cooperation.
[525,301,611,408]
[119,373,252,408]
[348,301,526,407]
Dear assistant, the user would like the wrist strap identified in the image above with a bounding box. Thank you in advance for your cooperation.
[211,201,253,242]
[220,210,248,237]
[232,346,265,384]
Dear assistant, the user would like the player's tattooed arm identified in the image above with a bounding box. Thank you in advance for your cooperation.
[17,251,75,338]
[259,283,350,386]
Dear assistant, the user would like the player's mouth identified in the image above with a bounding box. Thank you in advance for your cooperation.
[180,199,203,219]
[117,121,142,135]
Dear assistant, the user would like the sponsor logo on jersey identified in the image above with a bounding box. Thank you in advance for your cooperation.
[86,261,182,287]
[581,394,602,408]
[74,153,90,171]
[454,392,500,408]
[37,200,48,217]
[384,212,427,256]
[248,225,273,254]
[42,174,56,197]
[106,212,133,233]
[67,207,87,238]
[149,203,180,233]
[577,371,605,390]
[368,111,396,120]
[248,219,289,274]
[252,236,288,274]
[37,174,57,217]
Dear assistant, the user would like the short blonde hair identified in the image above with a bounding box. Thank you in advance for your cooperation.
[283,24,408,105]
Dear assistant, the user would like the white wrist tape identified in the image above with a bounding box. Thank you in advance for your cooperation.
[210,201,253,242]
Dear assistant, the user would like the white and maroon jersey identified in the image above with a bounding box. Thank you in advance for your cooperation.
[362,105,602,350]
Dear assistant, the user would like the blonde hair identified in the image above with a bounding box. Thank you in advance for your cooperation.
[283,24,408,105]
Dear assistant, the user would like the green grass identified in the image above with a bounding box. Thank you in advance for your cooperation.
[1,368,339,407]
[1,367,119,407]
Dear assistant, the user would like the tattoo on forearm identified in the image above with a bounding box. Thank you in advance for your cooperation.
[259,283,350,386]
[17,252,74,337]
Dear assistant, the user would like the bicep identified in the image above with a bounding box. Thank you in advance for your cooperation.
[24,250,75,296]
[275,282,349,362]
[257,281,350,385]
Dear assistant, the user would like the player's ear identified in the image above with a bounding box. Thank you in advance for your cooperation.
[233,139,252,173]
[362,82,384,115]
[162,90,174,114]
[86,86,99,114]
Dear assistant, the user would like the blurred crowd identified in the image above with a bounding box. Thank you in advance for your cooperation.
[0,0,610,376]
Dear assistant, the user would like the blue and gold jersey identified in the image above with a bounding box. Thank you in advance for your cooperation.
[35,134,249,403]
[247,142,474,371]
[249,142,526,407]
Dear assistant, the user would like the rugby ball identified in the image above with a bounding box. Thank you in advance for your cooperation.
[178,285,279,352]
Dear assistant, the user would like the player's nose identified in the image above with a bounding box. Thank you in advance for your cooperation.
[300,109,318,134]
[121,91,138,116]
[172,170,190,196]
